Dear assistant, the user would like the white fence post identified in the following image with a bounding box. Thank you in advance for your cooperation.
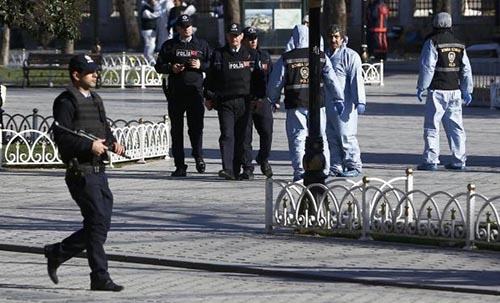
[121,52,126,89]
[141,65,146,89]
[163,115,171,160]
[405,168,414,222]
[360,176,372,240]
[138,118,146,164]
[379,60,385,86]
[465,183,477,250]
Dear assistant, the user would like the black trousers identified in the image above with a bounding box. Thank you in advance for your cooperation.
[165,86,205,168]
[242,101,273,171]
[217,97,251,175]
[54,171,113,282]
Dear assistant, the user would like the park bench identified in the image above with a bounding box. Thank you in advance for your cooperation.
[22,52,102,87]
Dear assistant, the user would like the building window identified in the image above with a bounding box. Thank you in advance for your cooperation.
[414,0,433,17]
[462,0,496,16]
[386,0,399,18]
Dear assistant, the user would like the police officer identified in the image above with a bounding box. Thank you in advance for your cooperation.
[204,22,263,180]
[241,26,273,179]
[366,0,389,60]
[155,14,211,177]
[44,54,126,291]
[416,12,473,171]
[267,24,344,182]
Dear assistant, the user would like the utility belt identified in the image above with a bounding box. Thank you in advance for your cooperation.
[66,158,105,178]
[78,164,106,174]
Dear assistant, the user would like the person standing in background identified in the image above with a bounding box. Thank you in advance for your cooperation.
[366,0,389,60]
[302,14,309,26]
[325,24,366,178]
[157,0,174,48]
[241,26,274,179]
[155,14,211,177]
[141,0,161,65]
[167,0,185,39]
[416,12,473,171]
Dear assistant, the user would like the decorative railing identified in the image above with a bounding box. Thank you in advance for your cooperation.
[0,111,171,167]
[361,60,384,86]
[100,52,163,88]
[10,49,381,88]
[265,169,500,249]
[10,49,163,88]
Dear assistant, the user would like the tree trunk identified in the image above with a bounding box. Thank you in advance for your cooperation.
[1,25,10,67]
[432,0,452,14]
[63,40,74,54]
[117,0,141,50]
[442,0,451,14]
[324,0,346,35]
[224,0,241,25]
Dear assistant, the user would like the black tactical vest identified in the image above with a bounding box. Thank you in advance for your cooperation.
[65,86,107,140]
[282,48,325,109]
[430,31,465,90]
[141,5,157,31]
[214,46,254,98]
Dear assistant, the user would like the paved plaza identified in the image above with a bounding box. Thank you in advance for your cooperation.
[0,62,499,302]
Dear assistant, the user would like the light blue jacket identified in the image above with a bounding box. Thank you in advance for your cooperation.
[326,37,366,106]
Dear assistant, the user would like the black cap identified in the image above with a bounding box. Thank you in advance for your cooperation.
[176,14,193,28]
[226,22,242,35]
[243,26,258,40]
[69,54,99,73]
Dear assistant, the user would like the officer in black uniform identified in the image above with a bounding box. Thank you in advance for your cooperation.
[155,14,212,177]
[241,26,274,179]
[204,22,262,180]
[44,54,125,292]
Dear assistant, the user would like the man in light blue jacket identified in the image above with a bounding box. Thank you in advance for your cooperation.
[267,24,344,182]
[416,12,473,171]
[325,24,366,178]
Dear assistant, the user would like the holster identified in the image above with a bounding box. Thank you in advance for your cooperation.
[66,158,82,179]
[66,158,105,179]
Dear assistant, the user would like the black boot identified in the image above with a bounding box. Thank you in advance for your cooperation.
[171,165,187,177]
[218,169,235,180]
[90,278,124,292]
[195,157,206,173]
[44,244,60,284]
[258,161,273,178]
[239,170,254,181]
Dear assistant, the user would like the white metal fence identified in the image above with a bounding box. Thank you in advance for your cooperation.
[10,50,162,88]
[0,111,171,167]
[265,169,500,249]
[362,61,384,86]
[10,49,384,88]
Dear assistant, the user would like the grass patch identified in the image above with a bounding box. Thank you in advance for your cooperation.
[0,66,70,87]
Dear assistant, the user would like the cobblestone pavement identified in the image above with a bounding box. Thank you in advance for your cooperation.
[0,64,499,302]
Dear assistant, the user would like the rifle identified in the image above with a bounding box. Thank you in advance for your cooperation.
[53,121,131,159]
